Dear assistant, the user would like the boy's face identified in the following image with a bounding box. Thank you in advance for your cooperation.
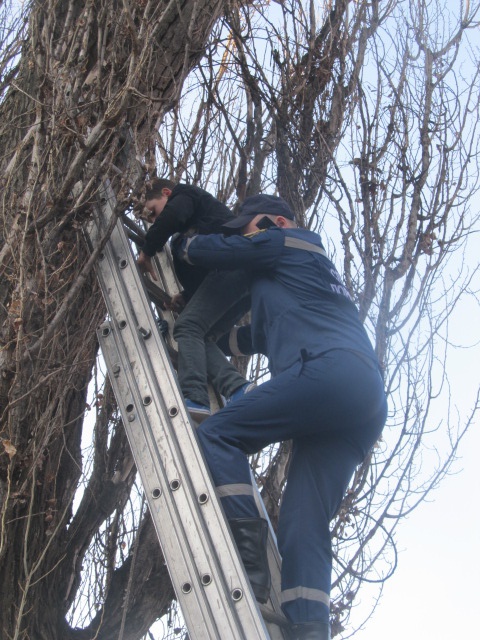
[144,194,168,223]
[144,187,172,223]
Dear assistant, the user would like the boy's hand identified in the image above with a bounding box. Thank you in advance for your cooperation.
[137,251,157,281]
[163,292,186,312]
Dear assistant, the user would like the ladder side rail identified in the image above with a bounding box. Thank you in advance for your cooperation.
[99,322,224,639]
[148,244,181,356]
[120,210,181,350]
[252,473,285,620]
[88,202,271,639]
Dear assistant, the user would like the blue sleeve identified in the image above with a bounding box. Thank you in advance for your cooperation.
[216,325,256,356]
[186,229,284,271]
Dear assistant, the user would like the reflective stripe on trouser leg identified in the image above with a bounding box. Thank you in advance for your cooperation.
[215,483,258,519]
[216,483,255,499]
[281,586,330,609]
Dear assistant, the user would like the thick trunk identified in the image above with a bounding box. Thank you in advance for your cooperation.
[0,1,235,637]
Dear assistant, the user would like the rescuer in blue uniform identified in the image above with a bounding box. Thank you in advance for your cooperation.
[177,194,388,640]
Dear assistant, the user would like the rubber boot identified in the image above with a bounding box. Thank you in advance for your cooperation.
[290,622,331,640]
[229,517,271,604]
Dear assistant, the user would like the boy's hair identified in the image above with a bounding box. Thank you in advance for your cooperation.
[145,178,175,200]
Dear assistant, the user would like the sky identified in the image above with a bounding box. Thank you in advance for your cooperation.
[351,285,480,640]
[353,425,480,639]
[343,4,480,636]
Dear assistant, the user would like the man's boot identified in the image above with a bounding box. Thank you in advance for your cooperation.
[290,622,331,640]
[229,517,271,604]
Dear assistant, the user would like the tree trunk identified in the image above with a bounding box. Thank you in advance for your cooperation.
[0,1,238,637]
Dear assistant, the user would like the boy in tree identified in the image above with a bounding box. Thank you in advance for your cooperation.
[137,179,253,422]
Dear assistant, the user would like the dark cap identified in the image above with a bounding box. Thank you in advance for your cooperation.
[222,194,295,230]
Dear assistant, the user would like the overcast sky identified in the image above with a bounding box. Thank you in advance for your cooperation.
[351,282,480,639]
[352,425,480,639]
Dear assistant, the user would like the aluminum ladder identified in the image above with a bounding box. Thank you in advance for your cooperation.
[87,183,290,640]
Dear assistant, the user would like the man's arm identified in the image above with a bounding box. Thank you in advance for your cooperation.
[185,229,284,271]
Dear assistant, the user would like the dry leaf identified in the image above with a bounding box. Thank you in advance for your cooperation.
[2,439,17,460]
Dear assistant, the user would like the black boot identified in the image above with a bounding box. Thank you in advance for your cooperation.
[229,517,271,604]
[290,622,331,640]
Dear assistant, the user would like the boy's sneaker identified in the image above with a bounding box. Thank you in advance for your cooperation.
[226,382,256,405]
[185,399,211,423]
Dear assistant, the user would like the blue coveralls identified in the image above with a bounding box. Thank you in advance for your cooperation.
[185,227,387,626]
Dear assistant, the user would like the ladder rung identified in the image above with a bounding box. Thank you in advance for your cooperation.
[143,276,172,306]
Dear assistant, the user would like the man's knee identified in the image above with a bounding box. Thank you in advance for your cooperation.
[197,414,223,448]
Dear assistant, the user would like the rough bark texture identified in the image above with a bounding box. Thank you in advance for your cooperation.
[0,1,237,638]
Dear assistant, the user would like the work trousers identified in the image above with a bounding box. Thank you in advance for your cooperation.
[173,269,250,407]
[196,350,387,625]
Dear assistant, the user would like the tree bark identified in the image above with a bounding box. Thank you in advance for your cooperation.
[0,1,239,638]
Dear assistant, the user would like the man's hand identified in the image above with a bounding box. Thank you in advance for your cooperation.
[137,251,157,281]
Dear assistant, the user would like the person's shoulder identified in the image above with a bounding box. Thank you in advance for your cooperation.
[174,183,212,195]
[245,227,284,240]
[166,184,202,208]
[285,227,325,246]
[285,227,317,238]
[170,183,192,197]
[173,183,222,204]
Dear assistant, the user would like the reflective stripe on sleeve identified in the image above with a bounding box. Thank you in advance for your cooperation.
[183,236,196,264]
[284,236,327,258]
[228,326,245,356]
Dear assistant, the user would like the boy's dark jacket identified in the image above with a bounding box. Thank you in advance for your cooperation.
[141,184,233,299]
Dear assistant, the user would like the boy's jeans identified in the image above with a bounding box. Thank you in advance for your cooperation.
[173,270,250,407]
